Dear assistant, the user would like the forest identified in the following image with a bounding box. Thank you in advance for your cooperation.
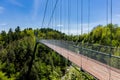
[0,24,120,80]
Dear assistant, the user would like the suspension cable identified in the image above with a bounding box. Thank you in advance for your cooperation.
[41,0,49,28]
[106,0,108,27]
[77,0,78,42]
[60,0,62,33]
[50,0,52,29]
[67,0,69,59]
[106,0,109,47]
[110,0,113,26]
[68,0,70,37]
[52,0,53,29]
[48,0,59,27]
[80,0,83,70]
[109,0,113,79]
[110,0,113,43]
[64,0,66,40]
[53,0,56,50]
[81,0,83,36]
[88,0,90,43]
[106,0,110,76]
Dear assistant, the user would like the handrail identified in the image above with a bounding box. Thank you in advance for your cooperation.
[40,40,120,70]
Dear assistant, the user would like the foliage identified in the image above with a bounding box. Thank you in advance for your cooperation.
[78,24,120,47]
[0,71,14,80]
[63,66,95,80]
[0,27,71,80]
[1,24,119,79]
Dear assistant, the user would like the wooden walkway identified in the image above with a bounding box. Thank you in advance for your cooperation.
[42,42,120,80]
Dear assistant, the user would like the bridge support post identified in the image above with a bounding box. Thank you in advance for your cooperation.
[26,41,38,79]
[80,67,84,72]
[26,31,39,79]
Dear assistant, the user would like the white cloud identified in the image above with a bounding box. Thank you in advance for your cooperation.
[59,21,107,35]
[113,14,120,25]
[0,23,7,26]
[116,14,120,17]
[0,6,4,14]
[8,0,23,7]
[57,24,63,27]
[64,19,120,35]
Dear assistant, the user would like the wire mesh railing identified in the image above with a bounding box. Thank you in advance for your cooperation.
[40,40,120,70]
[78,42,120,56]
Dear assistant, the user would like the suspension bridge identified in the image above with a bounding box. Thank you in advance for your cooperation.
[39,0,120,79]
[39,40,120,80]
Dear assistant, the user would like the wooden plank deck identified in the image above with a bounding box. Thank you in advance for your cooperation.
[42,42,120,80]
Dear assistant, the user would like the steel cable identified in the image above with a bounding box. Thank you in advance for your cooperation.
[41,0,49,28]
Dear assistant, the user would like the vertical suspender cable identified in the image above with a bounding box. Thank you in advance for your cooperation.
[60,0,62,36]
[50,0,52,28]
[54,0,57,45]
[110,0,113,38]
[69,0,71,40]
[88,0,90,43]
[87,0,90,64]
[69,0,71,39]
[110,0,113,48]
[54,1,56,31]
[52,0,53,30]
[54,0,56,50]
[67,0,71,37]
[77,0,82,79]
[81,0,83,36]
[67,0,70,66]
[68,0,70,37]
[81,0,83,70]
[106,0,108,47]
[106,0,108,27]
[64,0,68,67]
[51,0,54,72]
[77,0,79,42]
[63,0,66,40]
[41,0,49,28]
[67,0,69,63]
[59,0,62,58]
[110,0,113,26]
[109,0,113,79]
[106,0,111,79]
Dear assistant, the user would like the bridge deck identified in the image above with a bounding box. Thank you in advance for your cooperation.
[41,42,120,80]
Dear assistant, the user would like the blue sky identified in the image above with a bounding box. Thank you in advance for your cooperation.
[0,0,120,34]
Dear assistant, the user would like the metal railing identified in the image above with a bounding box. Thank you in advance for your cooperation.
[40,40,120,70]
